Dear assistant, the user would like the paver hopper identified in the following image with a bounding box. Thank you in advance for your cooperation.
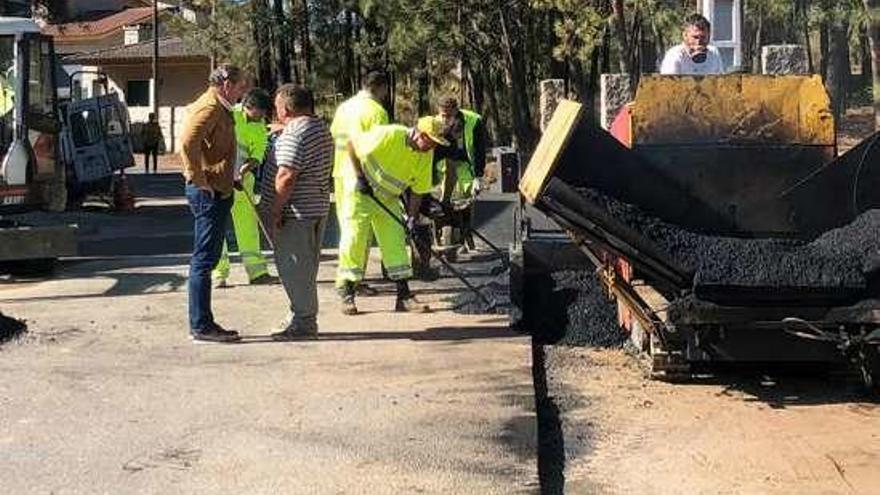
[514,75,880,390]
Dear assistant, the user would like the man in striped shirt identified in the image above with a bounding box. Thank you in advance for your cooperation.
[262,84,334,340]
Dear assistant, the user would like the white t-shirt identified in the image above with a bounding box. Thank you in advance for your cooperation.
[659,44,725,75]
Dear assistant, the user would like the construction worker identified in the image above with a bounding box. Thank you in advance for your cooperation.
[212,88,277,288]
[330,71,390,295]
[0,72,13,145]
[434,96,487,256]
[336,117,449,315]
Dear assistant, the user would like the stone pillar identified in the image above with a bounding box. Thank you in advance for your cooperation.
[761,45,809,75]
[539,79,565,133]
[600,74,634,130]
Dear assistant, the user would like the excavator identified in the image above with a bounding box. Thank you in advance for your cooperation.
[0,15,134,269]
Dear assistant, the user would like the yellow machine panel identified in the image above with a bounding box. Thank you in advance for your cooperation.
[631,75,834,146]
[519,99,584,204]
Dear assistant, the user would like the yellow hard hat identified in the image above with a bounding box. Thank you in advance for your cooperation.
[416,116,450,146]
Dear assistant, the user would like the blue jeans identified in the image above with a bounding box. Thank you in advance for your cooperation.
[186,184,233,331]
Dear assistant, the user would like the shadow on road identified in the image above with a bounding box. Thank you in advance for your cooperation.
[531,342,565,495]
[676,370,875,408]
[235,325,518,344]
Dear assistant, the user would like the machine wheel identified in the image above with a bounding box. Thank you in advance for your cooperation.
[648,331,691,381]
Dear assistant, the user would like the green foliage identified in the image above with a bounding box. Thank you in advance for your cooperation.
[168,0,256,72]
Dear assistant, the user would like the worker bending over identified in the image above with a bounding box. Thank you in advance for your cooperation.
[335,118,449,315]
[434,96,487,256]
[213,88,277,287]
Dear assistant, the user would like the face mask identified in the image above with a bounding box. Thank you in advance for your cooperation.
[691,52,707,64]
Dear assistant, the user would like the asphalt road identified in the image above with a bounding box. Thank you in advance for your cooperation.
[0,174,536,494]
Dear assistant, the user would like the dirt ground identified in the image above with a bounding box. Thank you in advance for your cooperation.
[544,346,880,495]
[838,106,876,153]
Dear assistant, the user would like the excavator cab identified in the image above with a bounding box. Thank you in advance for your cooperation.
[0,17,63,211]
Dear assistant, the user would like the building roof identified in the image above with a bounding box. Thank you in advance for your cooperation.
[64,36,208,64]
[0,17,41,36]
[42,6,167,41]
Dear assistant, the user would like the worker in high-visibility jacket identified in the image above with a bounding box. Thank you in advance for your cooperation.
[212,88,277,287]
[434,96,487,255]
[0,73,12,117]
[336,117,449,315]
[329,71,389,295]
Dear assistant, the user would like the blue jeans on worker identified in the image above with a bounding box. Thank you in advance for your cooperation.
[186,184,233,332]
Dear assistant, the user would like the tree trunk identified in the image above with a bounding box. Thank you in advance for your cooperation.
[299,0,313,81]
[484,69,503,145]
[819,19,829,79]
[611,0,632,74]
[826,16,850,120]
[469,66,485,115]
[752,7,763,74]
[866,0,880,130]
[342,8,355,95]
[417,57,430,116]
[273,0,291,85]
[861,25,873,88]
[251,0,274,90]
[498,3,535,152]
[801,0,814,73]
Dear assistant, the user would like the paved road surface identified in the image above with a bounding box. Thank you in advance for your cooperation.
[0,174,536,494]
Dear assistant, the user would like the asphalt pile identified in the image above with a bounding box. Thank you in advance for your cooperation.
[574,188,879,289]
[451,275,510,315]
[551,270,626,347]
[0,312,27,343]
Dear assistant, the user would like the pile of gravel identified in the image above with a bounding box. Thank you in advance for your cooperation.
[0,312,27,343]
[575,188,879,289]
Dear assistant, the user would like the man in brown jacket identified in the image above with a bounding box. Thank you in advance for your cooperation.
[181,64,249,343]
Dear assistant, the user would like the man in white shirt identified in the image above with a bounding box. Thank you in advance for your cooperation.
[659,13,725,75]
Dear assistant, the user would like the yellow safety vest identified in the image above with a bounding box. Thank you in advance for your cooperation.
[460,108,482,165]
[330,91,389,178]
[351,124,434,198]
[233,105,269,163]
[0,76,13,116]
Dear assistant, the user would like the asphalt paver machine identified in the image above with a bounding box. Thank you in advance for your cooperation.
[514,74,880,391]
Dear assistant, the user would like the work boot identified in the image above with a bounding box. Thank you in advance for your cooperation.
[394,280,430,313]
[338,281,358,315]
[249,274,279,285]
[355,282,380,296]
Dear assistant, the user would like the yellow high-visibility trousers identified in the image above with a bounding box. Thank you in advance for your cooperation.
[336,187,411,287]
[213,171,269,282]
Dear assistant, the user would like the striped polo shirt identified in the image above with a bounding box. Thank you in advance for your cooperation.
[261,116,333,220]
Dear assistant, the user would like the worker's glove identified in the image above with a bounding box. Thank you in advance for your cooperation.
[405,215,417,234]
[355,175,373,196]
[472,177,482,196]
[239,159,258,178]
